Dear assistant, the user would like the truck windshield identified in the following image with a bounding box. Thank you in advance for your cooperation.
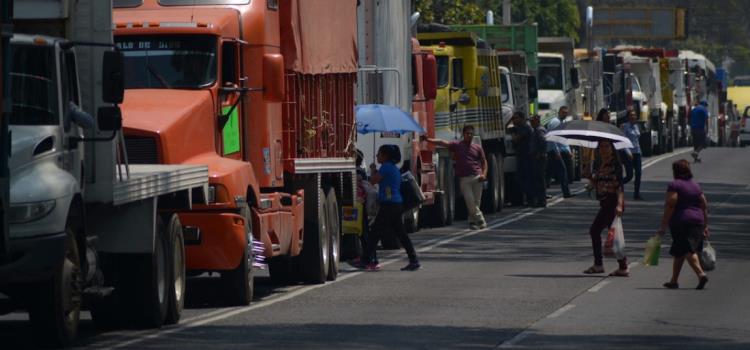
[9,44,58,125]
[115,35,217,89]
[436,56,449,87]
[538,57,563,90]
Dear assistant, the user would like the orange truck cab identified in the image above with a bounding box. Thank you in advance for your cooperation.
[113,0,357,304]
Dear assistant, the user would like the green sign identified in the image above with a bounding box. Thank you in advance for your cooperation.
[222,106,240,155]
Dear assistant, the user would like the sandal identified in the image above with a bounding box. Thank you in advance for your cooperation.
[696,276,709,290]
[608,269,630,277]
[583,265,605,274]
[663,282,679,289]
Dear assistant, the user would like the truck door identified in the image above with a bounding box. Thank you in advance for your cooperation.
[219,41,244,160]
[450,58,465,133]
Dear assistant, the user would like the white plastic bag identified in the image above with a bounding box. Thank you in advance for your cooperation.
[700,240,716,271]
[611,216,626,260]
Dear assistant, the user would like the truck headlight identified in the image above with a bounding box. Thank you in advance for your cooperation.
[9,200,56,224]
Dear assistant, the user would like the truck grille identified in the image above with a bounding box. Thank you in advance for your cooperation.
[124,136,159,164]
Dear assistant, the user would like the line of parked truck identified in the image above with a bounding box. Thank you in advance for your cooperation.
[0,1,736,347]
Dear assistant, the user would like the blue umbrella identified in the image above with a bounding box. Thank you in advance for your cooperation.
[355,104,425,134]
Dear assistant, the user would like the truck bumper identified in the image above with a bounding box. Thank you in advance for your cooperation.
[0,233,65,287]
[180,212,246,271]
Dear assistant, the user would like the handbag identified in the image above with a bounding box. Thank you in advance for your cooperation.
[400,171,425,212]
[611,216,626,260]
[642,235,662,266]
[700,240,716,271]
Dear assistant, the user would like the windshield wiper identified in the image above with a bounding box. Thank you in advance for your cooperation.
[148,65,171,89]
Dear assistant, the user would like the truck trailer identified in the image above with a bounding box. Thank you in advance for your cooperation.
[113,0,358,296]
[0,0,209,346]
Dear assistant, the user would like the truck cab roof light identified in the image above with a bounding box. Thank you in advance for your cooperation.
[32,37,48,45]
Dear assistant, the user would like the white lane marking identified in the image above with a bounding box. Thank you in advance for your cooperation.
[546,304,576,319]
[497,304,576,349]
[102,150,682,349]
[642,148,692,169]
[588,280,610,292]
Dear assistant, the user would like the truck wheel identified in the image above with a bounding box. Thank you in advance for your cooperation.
[29,226,82,347]
[326,188,340,281]
[165,214,186,324]
[221,206,254,306]
[481,153,501,213]
[300,188,330,284]
[404,208,419,233]
[453,176,468,221]
[427,191,448,227]
[130,218,170,328]
[431,157,452,227]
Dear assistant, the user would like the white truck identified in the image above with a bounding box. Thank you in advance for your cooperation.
[0,0,209,346]
[537,37,580,120]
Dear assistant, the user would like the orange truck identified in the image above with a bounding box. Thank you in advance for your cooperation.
[113,0,357,304]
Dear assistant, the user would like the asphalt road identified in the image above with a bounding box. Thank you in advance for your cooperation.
[2,147,749,349]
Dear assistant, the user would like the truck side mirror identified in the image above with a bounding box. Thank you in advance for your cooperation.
[570,67,580,89]
[102,51,125,104]
[98,106,123,132]
[527,76,538,99]
[475,66,489,97]
[422,54,437,100]
[263,53,285,102]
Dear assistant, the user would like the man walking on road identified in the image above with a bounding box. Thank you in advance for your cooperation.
[546,106,574,198]
[530,115,548,207]
[422,125,488,229]
[622,110,644,200]
[511,112,534,206]
[690,100,709,163]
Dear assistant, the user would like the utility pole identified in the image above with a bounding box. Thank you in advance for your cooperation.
[502,0,510,25]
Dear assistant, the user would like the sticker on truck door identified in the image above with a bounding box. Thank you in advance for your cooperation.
[222,105,240,155]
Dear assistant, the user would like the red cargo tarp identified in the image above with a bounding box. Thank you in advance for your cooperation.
[280,0,358,74]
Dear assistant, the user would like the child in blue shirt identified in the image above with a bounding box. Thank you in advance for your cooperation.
[360,145,420,271]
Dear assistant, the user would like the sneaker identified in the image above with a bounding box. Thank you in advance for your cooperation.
[469,224,481,230]
[691,151,698,161]
[363,263,382,271]
[479,222,488,229]
[563,193,576,198]
[401,262,421,271]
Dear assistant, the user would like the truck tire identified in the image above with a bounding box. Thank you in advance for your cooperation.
[165,214,186,324]
[300,188,330,284]
[404,208,419,234]
[326,188,340,281]
[481,153,501,213]
[221,206,254,306]
[130,218,171,327]
[427,190,449,227]
[430,156,453,226]
[453,175,468,221]
[29,225,82,347]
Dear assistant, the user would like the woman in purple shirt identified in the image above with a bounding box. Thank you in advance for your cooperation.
[657,159,709,290]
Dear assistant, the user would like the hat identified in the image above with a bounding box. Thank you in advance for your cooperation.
[699,100,708,107]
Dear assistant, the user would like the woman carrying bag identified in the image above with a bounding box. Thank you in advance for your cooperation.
[657,159,710,290]
[584,140,630,277]
[359,145,421,272]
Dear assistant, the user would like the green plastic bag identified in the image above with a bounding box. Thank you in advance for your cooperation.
[642,235,662,266]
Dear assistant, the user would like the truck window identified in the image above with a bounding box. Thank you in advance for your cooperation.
[436,56,449,88]
[452,58,464,88]
[631,77,642,93]
[538,57,563,90]
[61,51,80,106]
[115,35,217,89]
[221,42,238,85]
[9,44,58,125]
[500,72,510,103]
[113,0,143,7]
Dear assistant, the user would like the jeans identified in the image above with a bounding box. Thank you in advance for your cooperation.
[459,175,486,225]
[623,153,642,197]
[589,195,628,268]
[364,202,418,264]
[517,156,535,204]
[532,154,548,205]
[547,151,571,197]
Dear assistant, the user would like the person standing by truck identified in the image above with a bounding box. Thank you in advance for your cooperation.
[530,115,549,207]
[546,106,574,197]
[361,145,421,271]
[690,100,710,163]
[511,112,535,206]
[622,110,644,200]
[422,125,488,229]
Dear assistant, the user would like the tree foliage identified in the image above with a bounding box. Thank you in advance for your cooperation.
[413,0,581,41]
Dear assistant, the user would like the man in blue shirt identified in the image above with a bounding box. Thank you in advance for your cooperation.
[546,106,573,198]
[622,110,643,200]
[689,100,709,163]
